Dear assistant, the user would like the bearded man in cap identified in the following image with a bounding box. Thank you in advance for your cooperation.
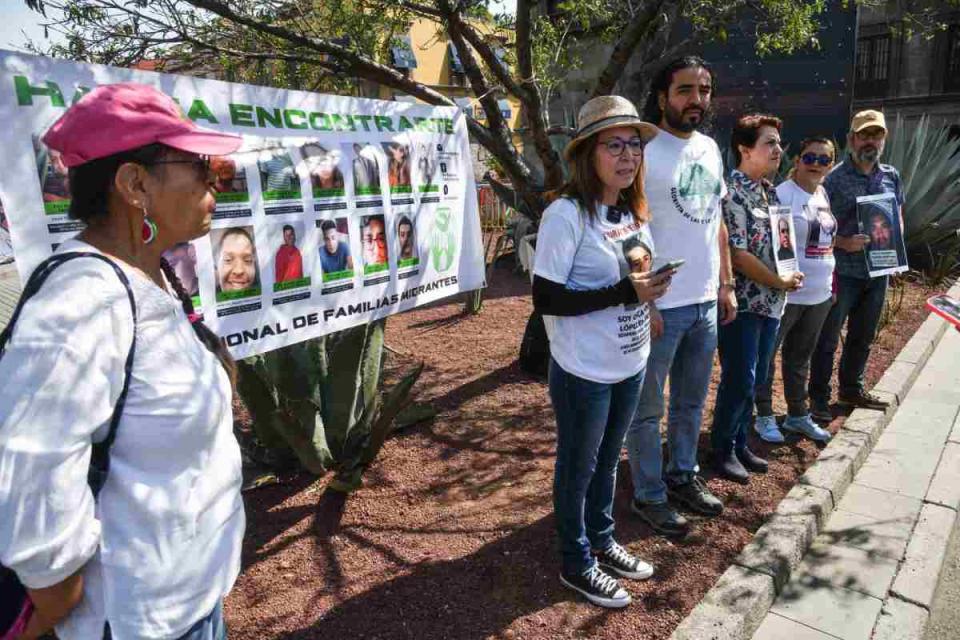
[808,110,905,421]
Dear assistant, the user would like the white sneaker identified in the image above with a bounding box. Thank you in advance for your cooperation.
[754,414,784,443]
[560,565,631,608]
[782,414,832,442]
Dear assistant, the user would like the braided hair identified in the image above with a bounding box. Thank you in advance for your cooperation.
[159,256,237,386]
[68,142,237,386]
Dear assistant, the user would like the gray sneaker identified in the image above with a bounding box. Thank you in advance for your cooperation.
[631,499,690,537]
[782,414,832,442]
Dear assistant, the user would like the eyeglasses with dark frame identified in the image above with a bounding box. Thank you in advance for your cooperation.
[599,136,645,158]
[800,153,833,167]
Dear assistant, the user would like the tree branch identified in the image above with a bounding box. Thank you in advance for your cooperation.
[590,0,675,97]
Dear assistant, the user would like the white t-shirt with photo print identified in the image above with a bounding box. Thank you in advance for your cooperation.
[643,129,727,310]
[534,198,654,384]
[775,179,836,305]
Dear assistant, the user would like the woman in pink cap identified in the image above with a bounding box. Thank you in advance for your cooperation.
[0,83,245,640]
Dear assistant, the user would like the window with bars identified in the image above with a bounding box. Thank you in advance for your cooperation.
[855,34,891,97]
[946,26,960,92]
[390,35,418,70]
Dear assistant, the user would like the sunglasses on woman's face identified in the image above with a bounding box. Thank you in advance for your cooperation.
[148,156,214,181]
[800,153,833,167]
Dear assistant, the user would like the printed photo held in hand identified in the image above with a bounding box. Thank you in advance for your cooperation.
[926,294,960,328]
[770,205,799,276]
[856,192,908,277]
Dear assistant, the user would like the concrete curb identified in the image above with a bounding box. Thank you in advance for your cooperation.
[671,285,955,640]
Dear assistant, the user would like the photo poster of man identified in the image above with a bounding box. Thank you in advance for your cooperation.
[257,145,304,215]
[211,153,253,221]
[269,220,311,305]
[383,140,414,210]
[360,213,390,284]
[316,216,355,294]
[32,132,84,237]
[395,213,419,279]
[926,294,960,329]
[803,204,836,259]
[770,205,799,276]
[300,142,347,214]
[414,141,440,203]
[162,241,202,311]
[349,142,384,210]
[211,225,263,316]
[857,193,908,277]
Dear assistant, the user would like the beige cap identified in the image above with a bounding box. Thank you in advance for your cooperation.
[564,95,658,160]
[851,109,887,133]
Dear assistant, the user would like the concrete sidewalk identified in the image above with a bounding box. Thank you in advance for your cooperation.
[752,326,960,640]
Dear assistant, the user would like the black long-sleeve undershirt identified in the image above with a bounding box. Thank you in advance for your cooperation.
[532,275,639,317]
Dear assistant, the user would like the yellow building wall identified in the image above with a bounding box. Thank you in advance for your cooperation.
[377,18,523,149]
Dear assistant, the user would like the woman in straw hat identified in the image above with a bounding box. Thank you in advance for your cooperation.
[0,83,244,639]
[532,95,675,608]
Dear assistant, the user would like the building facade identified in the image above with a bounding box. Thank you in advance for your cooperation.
[853,4,960,136]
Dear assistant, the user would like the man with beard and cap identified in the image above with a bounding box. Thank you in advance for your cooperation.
[624,56,737,537]
[808,110,905,421]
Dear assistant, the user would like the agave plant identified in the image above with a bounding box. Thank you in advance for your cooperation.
[236,321,423,493]
[864,115,960,263]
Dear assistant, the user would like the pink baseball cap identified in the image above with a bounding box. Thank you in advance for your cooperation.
[42,82,242,167]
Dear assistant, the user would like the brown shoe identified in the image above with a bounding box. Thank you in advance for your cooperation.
[837,389,890,411]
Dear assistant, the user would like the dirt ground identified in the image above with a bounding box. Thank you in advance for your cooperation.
[225,263,940,640]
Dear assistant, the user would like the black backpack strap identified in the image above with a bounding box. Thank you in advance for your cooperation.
[0,252,137,497]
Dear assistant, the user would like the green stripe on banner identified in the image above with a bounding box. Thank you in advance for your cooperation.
[390,185,413,194]
[418,185,439,193]
[215,191,250,203]
[44,200,71,215]
[355,187,382,196]
[364,263,389,275]
[322,269,353,282]
[273,277,311,292]
[398,257,420,268]
[216,287,262,302]
[313,188,345,198]
[262,189,302,201]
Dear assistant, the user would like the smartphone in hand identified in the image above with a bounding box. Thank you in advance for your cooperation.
[927,294,960,328]
[654,259,685,276]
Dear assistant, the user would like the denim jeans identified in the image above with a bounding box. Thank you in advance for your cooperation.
[103,601,226,640]
[809,275,888,402]
[755,299,833,417]
[549,358,645,576]
[712,312,780,456]
[625,300,717,504]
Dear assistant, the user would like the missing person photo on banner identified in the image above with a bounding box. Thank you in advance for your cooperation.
[769,205,798,276]
[212,225,262,308]
[857,193,908,277]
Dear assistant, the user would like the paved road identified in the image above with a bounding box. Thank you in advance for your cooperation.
[925,515,960,640]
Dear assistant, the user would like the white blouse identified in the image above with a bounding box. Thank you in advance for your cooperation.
[0,240,244,640]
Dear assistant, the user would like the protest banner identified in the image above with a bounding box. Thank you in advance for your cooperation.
[769,205,798,276]
[856,193,908,277]
[0,50,486,358]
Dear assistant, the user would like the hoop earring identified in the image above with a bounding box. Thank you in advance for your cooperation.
[141,207,158,244]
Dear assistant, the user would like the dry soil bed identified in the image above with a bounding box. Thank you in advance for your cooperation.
[225,264,939,640]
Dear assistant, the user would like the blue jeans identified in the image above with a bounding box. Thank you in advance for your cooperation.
[549,358,645,576]
[625,300,718,504]
[809,275,888,402]
[103,601,226,640]
[712,312,780,455]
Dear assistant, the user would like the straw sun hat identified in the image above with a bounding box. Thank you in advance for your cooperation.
[563,95,659,161]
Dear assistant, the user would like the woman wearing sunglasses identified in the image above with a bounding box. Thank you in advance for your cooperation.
[0,84,244,639]
[533,96,673,609]
[753,137,838,444]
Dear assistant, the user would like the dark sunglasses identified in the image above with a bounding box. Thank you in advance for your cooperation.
[147,155,213,180]
[800,153,833,167]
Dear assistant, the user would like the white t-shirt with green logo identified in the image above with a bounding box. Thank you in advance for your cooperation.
[643,130,727,310]
[534,198,653,384]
